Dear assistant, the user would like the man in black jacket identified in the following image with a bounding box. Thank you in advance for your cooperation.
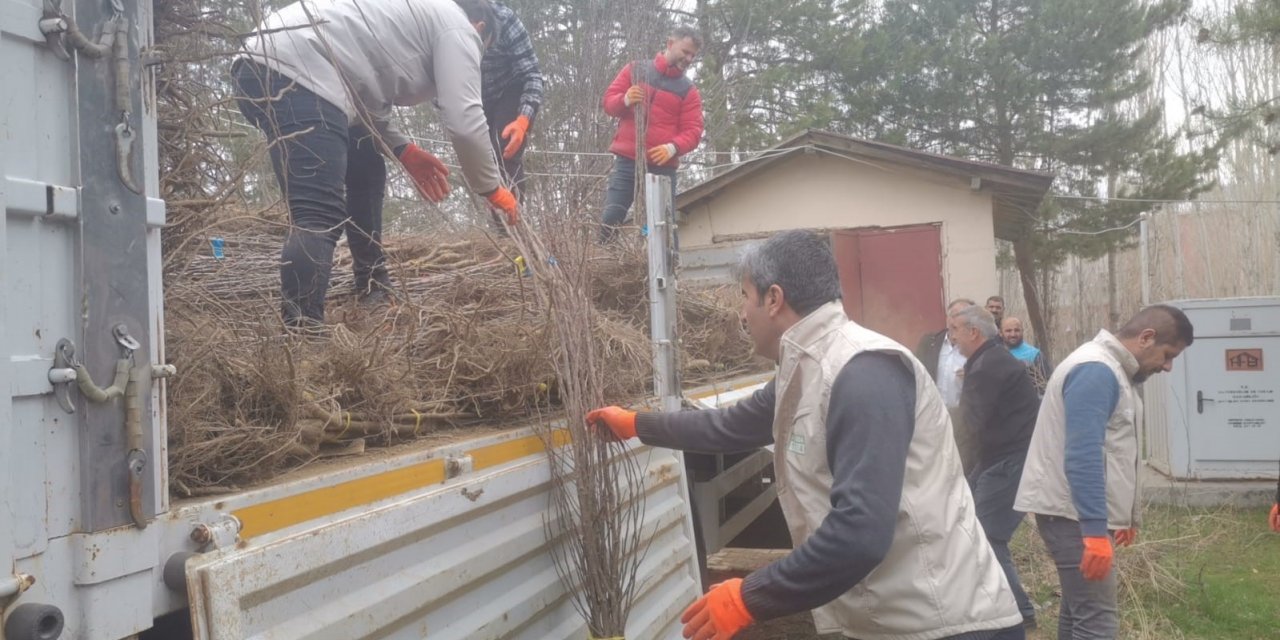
[950,304,1040,630]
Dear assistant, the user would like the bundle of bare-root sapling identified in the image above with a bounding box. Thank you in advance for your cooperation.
[507,214,650,639]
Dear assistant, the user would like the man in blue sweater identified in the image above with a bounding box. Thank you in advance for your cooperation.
[1001,316,1052,394]
[1016,305,1194,640]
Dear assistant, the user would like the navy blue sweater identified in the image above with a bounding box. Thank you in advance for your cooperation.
[635,352,916,621]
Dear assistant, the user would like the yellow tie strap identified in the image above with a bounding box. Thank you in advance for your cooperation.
[336,411,352,439]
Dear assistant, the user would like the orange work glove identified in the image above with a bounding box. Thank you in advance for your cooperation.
[681,578,754,640]
[1113,527,1138,547]
[1080,536,1114,581]
[585,406,637,440]
[486,187,518,225]
[397,143,451,202]
[624,84,645,107]
[500,115,530,159]
[1270,503,1280,533]
[647,143,677,165]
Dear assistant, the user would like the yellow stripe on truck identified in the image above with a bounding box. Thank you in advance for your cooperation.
[471,428,571,471]
[233,430,571,539]
[233,458,447,539]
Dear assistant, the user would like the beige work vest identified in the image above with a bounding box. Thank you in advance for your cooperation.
[1015,329,1144,528]
[772,302,1021,639]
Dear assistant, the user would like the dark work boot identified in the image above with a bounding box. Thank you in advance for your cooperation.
[355,272,395,307]
[281,300,328,337]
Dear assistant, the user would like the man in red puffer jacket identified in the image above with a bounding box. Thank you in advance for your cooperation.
[599,25,705,241]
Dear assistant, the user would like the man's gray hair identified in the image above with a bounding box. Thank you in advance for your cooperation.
[953,305,999,340]
[670,25,703,48]
[737,230,842,316]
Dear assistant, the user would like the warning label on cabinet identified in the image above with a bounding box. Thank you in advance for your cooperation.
[1218,385,1275,406]
[1214,384,1274,429]
[1225,348,1264,371]
[1226,418,1266,429]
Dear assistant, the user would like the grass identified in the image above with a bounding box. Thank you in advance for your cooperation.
[1013,505,1280,640]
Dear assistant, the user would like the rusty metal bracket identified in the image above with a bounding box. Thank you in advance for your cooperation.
[445,454,474,479]
[126,448,148,528]
[0,574,35,600]
[191,515,242,550]
[114,116,142,195]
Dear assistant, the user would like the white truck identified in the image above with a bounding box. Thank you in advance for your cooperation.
[0,1,783,637]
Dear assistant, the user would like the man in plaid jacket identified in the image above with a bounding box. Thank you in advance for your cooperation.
[476,0,544,199]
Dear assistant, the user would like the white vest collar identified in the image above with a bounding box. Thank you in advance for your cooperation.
[1092,329,1140,381]
[779,301,848,355]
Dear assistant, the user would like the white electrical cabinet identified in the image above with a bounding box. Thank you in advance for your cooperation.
[1145,298,1280,480]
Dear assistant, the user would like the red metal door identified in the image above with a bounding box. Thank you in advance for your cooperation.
[831,225,945,349]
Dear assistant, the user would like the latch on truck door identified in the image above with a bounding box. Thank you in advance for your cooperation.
[47,325,175,529]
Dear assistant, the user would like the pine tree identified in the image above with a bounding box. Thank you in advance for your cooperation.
[1191,0,1280,154]
[693,0,861,155]
[839,0,1222,353]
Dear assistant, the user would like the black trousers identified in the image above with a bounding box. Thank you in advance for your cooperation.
[232,60,389,326]
[484,88,528,200]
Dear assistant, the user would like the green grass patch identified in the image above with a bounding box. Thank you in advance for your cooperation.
[1012,505,1280,640]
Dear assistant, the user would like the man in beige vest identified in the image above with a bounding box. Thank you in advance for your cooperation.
[1016,305,1194,639]
[589,230,1023,640]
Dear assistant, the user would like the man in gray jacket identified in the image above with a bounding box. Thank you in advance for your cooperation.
[234,0,517,328]
[589,230,1024,640]
[1016,305,1194,640]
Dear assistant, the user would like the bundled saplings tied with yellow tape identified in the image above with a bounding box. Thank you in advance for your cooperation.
[163,226,757,495]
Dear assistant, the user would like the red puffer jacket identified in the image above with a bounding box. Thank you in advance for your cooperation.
[602,53,704,167]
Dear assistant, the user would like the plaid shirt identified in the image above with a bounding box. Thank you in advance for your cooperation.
[481,2,544,122]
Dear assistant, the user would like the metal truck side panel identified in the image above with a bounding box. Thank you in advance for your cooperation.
[185,444,701,639]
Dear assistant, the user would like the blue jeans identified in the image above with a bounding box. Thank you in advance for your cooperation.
[231,60,390,326]
[599,154,676,242]
[970,454,1035,623]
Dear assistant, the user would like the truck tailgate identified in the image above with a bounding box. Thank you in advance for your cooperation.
[183,429,700,639]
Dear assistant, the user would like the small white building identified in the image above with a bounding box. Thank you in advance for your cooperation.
[676,130,1053,347]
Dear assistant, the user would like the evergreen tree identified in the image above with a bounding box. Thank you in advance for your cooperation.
[1192,0,1280,153]
[693,0,861,155]
[841,0,1221,352]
